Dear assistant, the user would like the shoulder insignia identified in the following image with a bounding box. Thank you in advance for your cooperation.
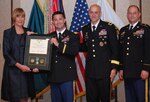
[114,26,119,35]
[108,22,112,26]
[142,23,149,28]
[104,21,113,26]
[120,31,125,35]
[82,24,87,28]
[74,32,79,34]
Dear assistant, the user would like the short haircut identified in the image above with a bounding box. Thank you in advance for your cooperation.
[52,11,66,20]
[89,4,101,12]
[128,5,140,12]
[12,8,25,23]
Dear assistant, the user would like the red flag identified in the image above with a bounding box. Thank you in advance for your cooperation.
[44,0,65,34]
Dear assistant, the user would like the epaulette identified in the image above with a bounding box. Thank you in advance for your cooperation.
[105,21,113,26]
[115,27,119,35]
[141,23,149,28]
[108,22,112,26]
[82,24,87,28]
[103,21,112,26]
[121,24,129,30]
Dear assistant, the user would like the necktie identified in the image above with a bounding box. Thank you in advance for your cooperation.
[93,26,96,32]
[129,25,133,32]
[58,33,61,39]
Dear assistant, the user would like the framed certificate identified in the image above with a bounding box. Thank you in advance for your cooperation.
[24,34,52,71]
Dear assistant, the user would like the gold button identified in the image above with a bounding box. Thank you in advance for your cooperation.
[92,39,94,42]
[69,67,72,69]
[92,45,95,47]
[55,61,58,63]
[93,55,96,57]
[127,42,129,45]
[102,39,104,41]
[127,37,130,39]
[93,50,95,52]
[126,53,129,55]
[127,48,129,50]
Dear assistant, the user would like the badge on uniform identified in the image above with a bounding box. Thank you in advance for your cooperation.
[99,29,107,36]
[99,41,104,46]
[84,32,89,41]
[85,32,88,38]
[133,29,144,38]
[61,36,69,43]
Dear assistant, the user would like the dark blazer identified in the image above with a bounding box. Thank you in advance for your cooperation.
[80,20,119,79]
[48,29,79,83]
[1,26,35,101]
[119,22,150,78]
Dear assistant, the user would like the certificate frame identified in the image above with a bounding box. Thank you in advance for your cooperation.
[24,34,52,71]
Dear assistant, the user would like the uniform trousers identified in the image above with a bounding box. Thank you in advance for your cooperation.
[124,78,145,102]
[85,77,111,102]
[51,81,73,102]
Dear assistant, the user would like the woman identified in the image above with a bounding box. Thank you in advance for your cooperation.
[1,8,36,102]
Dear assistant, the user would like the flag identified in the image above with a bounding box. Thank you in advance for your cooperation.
[97,0,125,88]
[44,0,65,34]
[28,0,44,33]
[70,0,90,99]
[28,0,49,98]
[97,0,124,29]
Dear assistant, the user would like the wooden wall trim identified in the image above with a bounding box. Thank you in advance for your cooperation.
[11,0,13,26]
[139,0,142,22]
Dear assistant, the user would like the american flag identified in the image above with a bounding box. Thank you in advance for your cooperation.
[69,0,90,98]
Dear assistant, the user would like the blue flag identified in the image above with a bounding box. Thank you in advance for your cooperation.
[27,0,49,97]
[28,0,44,34]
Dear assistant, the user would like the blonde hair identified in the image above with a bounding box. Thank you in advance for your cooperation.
[12,8,25,24]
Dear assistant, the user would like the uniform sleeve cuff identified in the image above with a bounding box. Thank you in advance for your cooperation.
[111,60,120,65]
[143,63,150,72]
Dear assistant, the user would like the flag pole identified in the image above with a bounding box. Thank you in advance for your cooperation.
[112,1,118,101]
[113,0,116,11]
[11,0,13,26]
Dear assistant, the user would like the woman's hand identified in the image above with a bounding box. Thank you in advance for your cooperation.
[16,63,31,72]
[26,31,36,35]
